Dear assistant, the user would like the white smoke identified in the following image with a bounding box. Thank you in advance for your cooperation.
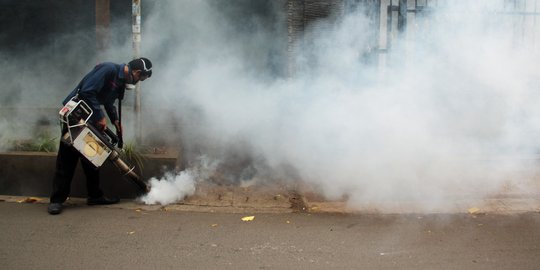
[140,170,196,205]
[139,1,540,210]
[141,155,220,205]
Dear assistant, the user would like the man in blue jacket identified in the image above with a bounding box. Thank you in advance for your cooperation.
[48,57,153,215]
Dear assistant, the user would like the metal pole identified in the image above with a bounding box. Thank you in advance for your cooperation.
[398,0,407,32]
[286,0,305,79]
[132,0,142,143]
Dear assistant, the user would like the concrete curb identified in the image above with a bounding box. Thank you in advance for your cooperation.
[2,190,539,215]
[0,195,296,214]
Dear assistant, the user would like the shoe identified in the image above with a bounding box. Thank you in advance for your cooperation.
[87,196,120,205]
[48,203,63,215]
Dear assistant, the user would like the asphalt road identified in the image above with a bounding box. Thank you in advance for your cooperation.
[1,202,539,270]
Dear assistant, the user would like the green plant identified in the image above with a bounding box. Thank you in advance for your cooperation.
[34,136,58,152]
[120,141,147,174]
[9,136,58,152]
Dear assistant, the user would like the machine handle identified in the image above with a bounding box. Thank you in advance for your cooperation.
[103,127,119,146]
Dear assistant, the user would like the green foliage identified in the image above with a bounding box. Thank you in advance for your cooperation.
[9,136,58,152]
[35,136,58,152]
[120,141,147,174]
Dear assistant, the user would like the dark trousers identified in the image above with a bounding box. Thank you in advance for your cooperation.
[50,134,104,203]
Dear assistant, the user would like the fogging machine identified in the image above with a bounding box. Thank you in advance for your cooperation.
[59,98,150,194]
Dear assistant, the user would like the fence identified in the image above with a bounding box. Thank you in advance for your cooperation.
[379,0,540,66]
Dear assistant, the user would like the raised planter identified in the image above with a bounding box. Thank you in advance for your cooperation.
[0,151,179,199]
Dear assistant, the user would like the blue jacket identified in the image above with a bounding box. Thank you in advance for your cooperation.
[63,62,127,123]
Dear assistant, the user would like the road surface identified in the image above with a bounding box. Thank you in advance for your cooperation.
[0,201,539,269]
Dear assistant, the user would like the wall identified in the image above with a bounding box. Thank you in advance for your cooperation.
[0,151,178,199]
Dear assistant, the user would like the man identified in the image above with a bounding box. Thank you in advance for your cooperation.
[48,57,153,215]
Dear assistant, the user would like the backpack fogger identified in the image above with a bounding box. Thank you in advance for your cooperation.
[59,98,150,194]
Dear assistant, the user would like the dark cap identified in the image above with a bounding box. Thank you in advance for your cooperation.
[128,57,152,77]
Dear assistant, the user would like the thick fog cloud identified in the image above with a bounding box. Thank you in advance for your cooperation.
[140,1,540,209]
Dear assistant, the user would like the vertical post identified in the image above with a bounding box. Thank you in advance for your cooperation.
[286,0,304,79]
[132,0,142,143]
[379,0,390,75]
[95,0,110,58]
[405,0,415,63]
[287,0,296,78]
[398,0,407,32]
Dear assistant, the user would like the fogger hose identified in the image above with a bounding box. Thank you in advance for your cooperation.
[109,151,150,193]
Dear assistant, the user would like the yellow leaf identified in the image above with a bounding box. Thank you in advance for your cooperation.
[468,207,480,214]
[17,197,41,203]
[241,216,255,222]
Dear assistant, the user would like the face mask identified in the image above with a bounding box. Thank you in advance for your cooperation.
[125,84,136,91]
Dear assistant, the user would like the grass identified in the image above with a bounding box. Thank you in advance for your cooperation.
[8,136,58,152]
[119,141,147,174]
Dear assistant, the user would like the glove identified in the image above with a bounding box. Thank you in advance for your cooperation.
[96,117,107,131]
[114,120,123,136]
[114,120,124,149]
